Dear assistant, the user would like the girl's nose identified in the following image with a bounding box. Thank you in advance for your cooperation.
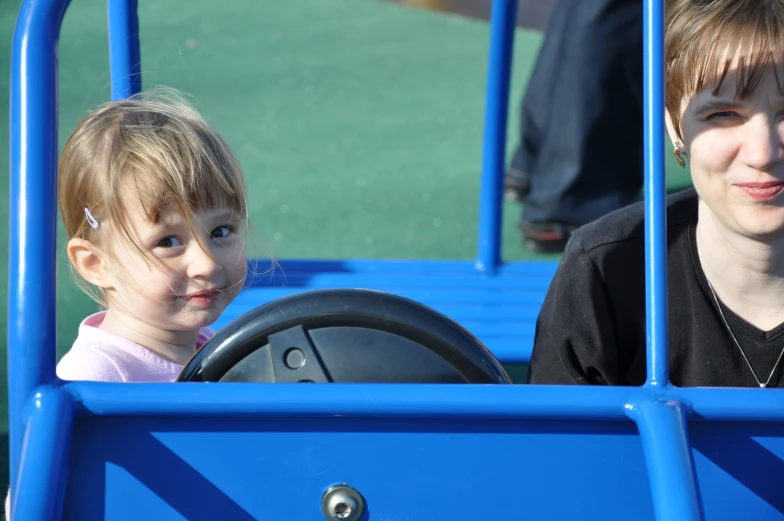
[186,242,222,279]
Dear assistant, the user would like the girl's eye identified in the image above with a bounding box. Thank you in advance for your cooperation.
[211,225,234,239]
[157,236,183,248]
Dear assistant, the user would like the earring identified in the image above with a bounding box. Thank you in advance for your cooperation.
[673,143,686,168]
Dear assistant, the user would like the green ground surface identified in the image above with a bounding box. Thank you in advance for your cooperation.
[0,0,691,507]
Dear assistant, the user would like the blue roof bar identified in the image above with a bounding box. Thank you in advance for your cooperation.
[643,0,669,387]
[8,0,71,497]
[107,0,142,100]
[476,0,517,273]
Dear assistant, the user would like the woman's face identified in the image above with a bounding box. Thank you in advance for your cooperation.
[669,63,784,239]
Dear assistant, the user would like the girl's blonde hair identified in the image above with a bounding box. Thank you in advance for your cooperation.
[59,87,248,303]
[665,0,784,140]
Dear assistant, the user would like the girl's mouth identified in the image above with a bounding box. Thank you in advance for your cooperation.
[182,289,221,307]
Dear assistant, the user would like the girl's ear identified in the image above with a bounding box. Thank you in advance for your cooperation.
[67,238,114,289]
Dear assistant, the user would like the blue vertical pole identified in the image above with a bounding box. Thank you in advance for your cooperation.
[107,0,142,100]
[8,0,71,503]
[11,387,74,521]
[627,400,704,520]
[476,0,517,273]
[643,0,668,387]
[640,1,701,516]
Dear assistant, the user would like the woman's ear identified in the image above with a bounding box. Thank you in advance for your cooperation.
[665,109,680,147]
[67,238,113,289]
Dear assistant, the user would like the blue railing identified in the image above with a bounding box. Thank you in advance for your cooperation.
[107,0,141,100]
[476,0,517,273]
[8,1,784,520]
[643,0,668,387]
[8,0,68,503]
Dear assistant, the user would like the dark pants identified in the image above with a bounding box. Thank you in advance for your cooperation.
[509,0,643,225]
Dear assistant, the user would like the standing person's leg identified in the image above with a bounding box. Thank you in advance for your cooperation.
[506,0,643,252]
[505,0,577,200]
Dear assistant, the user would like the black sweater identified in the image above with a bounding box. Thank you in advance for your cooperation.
[527,188,784,388]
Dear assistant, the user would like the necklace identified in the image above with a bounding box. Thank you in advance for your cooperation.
[706,279,784,388]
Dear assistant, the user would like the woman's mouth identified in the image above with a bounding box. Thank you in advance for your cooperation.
[734,182,784,202]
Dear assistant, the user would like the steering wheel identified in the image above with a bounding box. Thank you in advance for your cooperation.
[177,288,511,384]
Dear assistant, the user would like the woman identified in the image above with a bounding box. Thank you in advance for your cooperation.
[527,0,784,388]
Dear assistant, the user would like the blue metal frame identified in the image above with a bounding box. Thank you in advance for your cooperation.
[107,0,142,100]
[476,0,517,273]
[643,0,668,387]
[8,0,784,520]
[8,0,70,506]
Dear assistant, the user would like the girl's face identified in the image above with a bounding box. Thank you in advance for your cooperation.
[103,204,247,334]
[670,63,784,239]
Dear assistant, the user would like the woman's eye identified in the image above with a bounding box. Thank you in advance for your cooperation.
[156,236,183,248]
[706,111,739,121]
[211,225,234,239]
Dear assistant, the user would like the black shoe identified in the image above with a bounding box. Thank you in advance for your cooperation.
[504,167,530,202]
[519,221,577,254]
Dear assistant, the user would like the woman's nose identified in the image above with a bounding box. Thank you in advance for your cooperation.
[739,116,784,171]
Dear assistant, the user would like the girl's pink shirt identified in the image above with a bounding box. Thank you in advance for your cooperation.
[56,311,215,382]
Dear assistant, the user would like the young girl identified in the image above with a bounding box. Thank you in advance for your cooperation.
[55,88,249,382]
[6,89,249,519]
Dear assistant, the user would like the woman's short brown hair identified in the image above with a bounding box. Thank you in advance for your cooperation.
[665,0,784,140]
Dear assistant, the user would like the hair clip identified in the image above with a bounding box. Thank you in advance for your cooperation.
[84,207,100,229]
